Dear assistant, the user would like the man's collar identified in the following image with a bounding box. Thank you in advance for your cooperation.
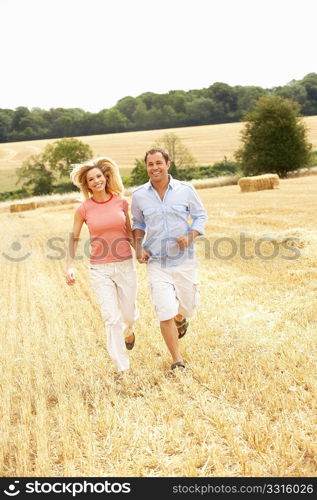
[146,174,176,190]
[168,175,176,189]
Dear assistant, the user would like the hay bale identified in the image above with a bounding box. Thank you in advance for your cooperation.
[238,173,279,192]
[10,202,38,213]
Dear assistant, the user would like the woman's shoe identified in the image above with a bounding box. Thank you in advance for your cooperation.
[114,371,125,382]
[125,332,135,350]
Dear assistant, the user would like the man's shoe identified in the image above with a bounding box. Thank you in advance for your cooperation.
[171,361,186,371]
[174,317,189,339]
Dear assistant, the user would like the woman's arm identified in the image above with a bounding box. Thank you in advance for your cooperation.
[65,211,84,285]
[125,210,136,250]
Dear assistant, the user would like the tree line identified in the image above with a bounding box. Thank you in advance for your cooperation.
[1,73,317,143]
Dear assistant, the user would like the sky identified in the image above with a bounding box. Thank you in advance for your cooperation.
[0,0,316,112]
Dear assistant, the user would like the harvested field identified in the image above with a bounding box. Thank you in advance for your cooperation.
[0,175,316,477]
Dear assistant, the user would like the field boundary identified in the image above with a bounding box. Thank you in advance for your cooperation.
[1,167,317,214]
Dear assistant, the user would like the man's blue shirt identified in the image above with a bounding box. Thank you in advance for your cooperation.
[131,176,207,266]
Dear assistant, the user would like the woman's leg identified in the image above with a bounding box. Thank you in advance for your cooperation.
[115,259,138,340]
[90,264,129,372]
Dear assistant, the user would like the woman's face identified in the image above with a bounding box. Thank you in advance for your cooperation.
[86,168,106,194]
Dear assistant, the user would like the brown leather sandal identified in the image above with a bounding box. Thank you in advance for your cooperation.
[171,361,186,371]
[174,317,189,339]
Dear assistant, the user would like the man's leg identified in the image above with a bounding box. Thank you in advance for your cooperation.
[147,262,184,364]
[160,318,184,364]
[173,259,199,319]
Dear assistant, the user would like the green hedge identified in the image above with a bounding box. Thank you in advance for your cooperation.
[0,182,78,201]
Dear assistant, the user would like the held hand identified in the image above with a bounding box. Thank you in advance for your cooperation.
[65,268,76,286]
[136,248,151,264]
[176,234,193,250]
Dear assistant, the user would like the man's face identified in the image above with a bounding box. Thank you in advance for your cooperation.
[146,152,170,183]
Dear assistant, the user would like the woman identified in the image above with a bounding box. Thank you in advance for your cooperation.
[66,157,138,381]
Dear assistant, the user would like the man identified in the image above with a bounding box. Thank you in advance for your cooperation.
[131,147,207,372]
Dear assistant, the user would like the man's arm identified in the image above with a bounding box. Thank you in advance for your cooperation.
[176,230,200,250]
[176,186,207,250]
[188,186,208,235]
[132,228,151,263]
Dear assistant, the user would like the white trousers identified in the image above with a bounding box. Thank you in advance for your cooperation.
[89,258,138,372]
[147,258,199,321]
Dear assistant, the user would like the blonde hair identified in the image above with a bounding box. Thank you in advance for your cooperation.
[70,157,124,199]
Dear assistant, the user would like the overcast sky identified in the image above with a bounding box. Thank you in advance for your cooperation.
[1,0,315,112]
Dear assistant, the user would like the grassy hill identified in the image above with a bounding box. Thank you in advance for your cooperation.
[1,116,317,192]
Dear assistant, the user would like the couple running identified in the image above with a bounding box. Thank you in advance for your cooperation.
[65,148,207,380]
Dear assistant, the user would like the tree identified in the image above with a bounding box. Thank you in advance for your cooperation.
[167,91,187,114]
[235,86,267,115]
[51,115,75,138]
[0,113,11,142]
[234,95,312,178]
[43,138,93,178]
[116,96,138,121]
[17,156,55,195]
[300,73,317,115]
[131,102,148,130]
[17,137,93,195]
[129,133,197,186]
[205,82,238,121]
[130,158,148,186]
[154,133,196,169]
[11,107,31,132]
[185,97,216,125]
[275,81,307,108]
[98,108,128,133]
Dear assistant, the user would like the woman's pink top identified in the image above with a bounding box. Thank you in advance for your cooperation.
[76,195,132,264]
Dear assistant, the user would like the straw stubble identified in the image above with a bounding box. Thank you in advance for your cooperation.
[0,176,316,476]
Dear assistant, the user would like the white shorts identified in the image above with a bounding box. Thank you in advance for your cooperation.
[147,259,199,321]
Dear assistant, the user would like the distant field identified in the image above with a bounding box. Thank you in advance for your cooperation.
[1,116,317,192]
[0,168,19,192]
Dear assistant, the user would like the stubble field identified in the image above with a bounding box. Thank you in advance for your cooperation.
[0,176,316,477]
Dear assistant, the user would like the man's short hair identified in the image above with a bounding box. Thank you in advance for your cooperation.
[144,147,169,164]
